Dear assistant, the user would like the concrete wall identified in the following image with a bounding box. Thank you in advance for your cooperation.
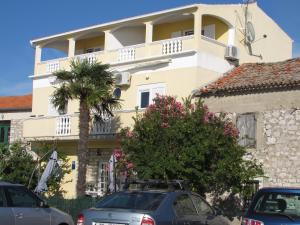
[75,36,105,53]
[202,90,300,187]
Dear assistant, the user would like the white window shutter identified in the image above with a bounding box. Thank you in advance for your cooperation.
[48,97,58,116]
[151,86,165,103]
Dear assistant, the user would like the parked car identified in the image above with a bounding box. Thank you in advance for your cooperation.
[77,180,230,225]
[242,187,300,225]
[0,181,74,225]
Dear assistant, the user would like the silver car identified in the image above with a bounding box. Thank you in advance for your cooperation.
[0,181,74,225]
[77,180,230,225]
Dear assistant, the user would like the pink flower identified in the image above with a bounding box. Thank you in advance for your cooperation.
[126,163,134,169]
[161,122,170,128]
[126,130,133,138]
[114,149,123,159]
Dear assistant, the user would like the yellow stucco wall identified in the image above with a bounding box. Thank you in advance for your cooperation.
[153,19,194,41]
[75,36,105,52]
[202,15,228,44]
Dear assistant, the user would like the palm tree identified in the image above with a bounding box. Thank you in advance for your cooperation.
[52,59,120,196]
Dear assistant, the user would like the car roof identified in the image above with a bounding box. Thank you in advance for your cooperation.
[258,187,300,193]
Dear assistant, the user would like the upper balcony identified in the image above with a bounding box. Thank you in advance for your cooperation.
[33,7,235,76]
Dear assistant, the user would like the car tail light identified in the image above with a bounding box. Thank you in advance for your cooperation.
[242,218,264,225]
[141,215,155,225]
[77,213,84,225]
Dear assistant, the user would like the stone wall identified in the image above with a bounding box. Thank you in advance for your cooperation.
[256,109,300,187]
[9,119,25,143]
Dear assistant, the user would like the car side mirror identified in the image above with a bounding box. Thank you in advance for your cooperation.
[39,201,49,208]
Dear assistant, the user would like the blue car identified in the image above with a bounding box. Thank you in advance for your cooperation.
[243,187,300,225]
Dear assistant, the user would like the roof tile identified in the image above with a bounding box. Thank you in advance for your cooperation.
[0,94,32,111]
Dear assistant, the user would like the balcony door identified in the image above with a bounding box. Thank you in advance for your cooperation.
[0,122,10,144]
[98,161,109,196]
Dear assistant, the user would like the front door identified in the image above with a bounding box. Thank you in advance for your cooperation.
[5,186,51,225]
[98,161,109,196]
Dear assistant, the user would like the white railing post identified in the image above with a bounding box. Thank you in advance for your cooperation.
[162,38,183,55]
[76,53,97,64]
[118,47,135,62]
[46,61,60,73]
[56,116,71,135]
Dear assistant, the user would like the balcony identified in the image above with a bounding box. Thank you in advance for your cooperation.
[23,114,116,140]
[33,11,234,76]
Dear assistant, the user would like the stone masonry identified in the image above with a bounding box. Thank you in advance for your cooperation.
[255,109,300,187]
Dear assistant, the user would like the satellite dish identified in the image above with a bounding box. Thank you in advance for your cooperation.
[246,21,255,44]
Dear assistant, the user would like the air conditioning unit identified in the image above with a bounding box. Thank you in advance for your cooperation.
[225,45,239,61]
[115,72,131,86]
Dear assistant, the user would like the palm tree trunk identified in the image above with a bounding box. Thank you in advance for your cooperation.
[76,100,90,197]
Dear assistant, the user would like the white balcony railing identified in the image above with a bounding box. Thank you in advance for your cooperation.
[118,47,135,62]
[76,53,97,64]
[46,61,60,73]
[162,39,183,55]
[90,120,112,135]
[56,116,71,135]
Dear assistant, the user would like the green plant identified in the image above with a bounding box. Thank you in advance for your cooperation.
[52,59,120,196]
[120,95,263,196]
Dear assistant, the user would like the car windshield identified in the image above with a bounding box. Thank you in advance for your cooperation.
[253,192,300,219]
[96,192,166,211]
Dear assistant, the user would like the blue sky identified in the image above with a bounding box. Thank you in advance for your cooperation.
[0,0,299,96]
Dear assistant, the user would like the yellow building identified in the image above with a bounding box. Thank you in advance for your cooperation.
[23,2,292,198]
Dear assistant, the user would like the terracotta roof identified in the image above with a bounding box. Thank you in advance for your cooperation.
[200,58,300,97]
[0,94,32,111]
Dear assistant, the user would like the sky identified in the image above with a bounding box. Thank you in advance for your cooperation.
[0,0,299,96]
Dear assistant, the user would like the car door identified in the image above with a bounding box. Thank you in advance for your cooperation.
[173,194,205,225]
[5,186,51,225]
[0,187,14,225]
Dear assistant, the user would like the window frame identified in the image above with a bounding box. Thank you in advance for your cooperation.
[173,193,198,217]
[236,112,257,148]
[137,83,166,109]
[190,193,214,216]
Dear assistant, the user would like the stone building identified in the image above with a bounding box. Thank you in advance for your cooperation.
[197,58,300,188]
[0,94,32,144]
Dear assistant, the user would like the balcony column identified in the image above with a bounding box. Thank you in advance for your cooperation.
[35,45,42,64]
[193,9,202,50]
[104,30,112,51]
[145,21,153,44]
[68,38,76,57]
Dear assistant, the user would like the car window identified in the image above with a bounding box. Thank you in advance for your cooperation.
[191,194,213,215]
[96,192,166,211]
[0,188,5,207]
[174,194,198,216]
[253,192,300,218]
[6,186,39,208]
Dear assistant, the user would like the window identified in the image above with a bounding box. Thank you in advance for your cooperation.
[96,192,166,211]
[202,24,216,39]
[173,194,198,216]
[140,91,150,108]
[6,186,39,208]
[137,83,166,109]
[191,194,213,215]
[184,29,194,36]
[0,122,10,144]
[254,192,300,218]
[236,113,256,147]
